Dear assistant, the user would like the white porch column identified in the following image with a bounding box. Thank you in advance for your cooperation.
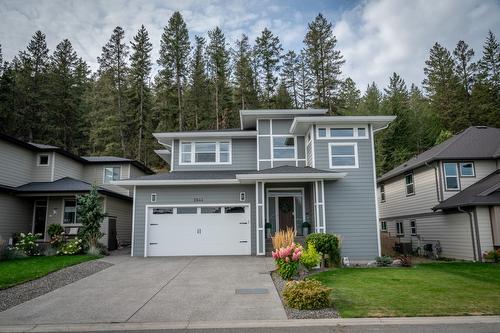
[255,181,266,255]
[313,180,326,233]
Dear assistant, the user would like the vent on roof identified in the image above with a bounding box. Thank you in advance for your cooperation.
[475,126,487,129]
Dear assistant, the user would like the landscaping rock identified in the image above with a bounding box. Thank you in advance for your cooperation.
[0,260,112,312]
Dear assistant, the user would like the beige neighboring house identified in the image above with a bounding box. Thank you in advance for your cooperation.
[0,133,153,249]
[377,126,500,261]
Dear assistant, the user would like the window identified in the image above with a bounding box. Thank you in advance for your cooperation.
[240,192,246,202]
[177,207,198,214]
[380,221,387,231]
[410,220,417,235]
[405,173,414,195]
[201,207,221,214]
[331,128,354,137]
[225,206,245,213]
[396,221,404,236]
[380,184,386,202]
[150,193,157,203]
[63,199,77,224]
[37,154,49,166]
[179,141,231,165]
[273,136,295,159]
[318,128,327,138]
[459,162,475,177]
[443,162,459,190]
[329,143,358,168]
[317,126,368,139]
[357,128,366,137]
[153,208,173,214]
[104,166,121,184]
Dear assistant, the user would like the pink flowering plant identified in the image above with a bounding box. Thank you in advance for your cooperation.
[272,242,303,280]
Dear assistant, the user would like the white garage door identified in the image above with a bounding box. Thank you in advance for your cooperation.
[146,205,251,256]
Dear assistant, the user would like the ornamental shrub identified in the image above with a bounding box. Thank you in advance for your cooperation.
[376,255,393,267]
[283,279,332,310]
[77,186,105,249]
[300,243,321,270]
[58,238,83,255]
[11,232,41,256]
[47,224,64,238]
[272,242,303,280]
[306,233,341,266]
[483,249,500,263]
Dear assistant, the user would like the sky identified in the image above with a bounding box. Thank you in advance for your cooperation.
[0,0,499,90]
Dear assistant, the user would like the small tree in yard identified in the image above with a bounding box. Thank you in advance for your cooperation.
[77,185,105,252]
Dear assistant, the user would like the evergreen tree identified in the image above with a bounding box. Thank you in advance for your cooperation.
[359,82,383,115]
[337,77,361,115]
[296,50,313,108]
[478,30,500,89]
[453,40,476,125]
[157,11,190,131]
[255,28,282,108]
[304,13,344,112]
[207,27,232,129]
[274,82,293,108]
[281,50,300,108]
[129,25,153,162]
[408,84,440,154]
[232,34,258,110]
[97,26,129,155]
[187,35,211,129]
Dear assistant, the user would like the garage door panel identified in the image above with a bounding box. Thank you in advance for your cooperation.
[147,205,250,256]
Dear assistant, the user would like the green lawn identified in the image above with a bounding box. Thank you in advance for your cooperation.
[0,255,99,289]
[312,262,500,318]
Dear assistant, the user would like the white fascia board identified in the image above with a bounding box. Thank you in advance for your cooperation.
[154,131,256,140]
[289,116,397,134]
[110,179,240,186]
[236,172,347,181]
[154,149,171,154]
[239,109,328,129]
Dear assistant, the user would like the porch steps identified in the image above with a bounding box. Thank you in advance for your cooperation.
[265,236,307,257]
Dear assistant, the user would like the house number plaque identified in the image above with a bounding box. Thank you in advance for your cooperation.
[193,197,203,202]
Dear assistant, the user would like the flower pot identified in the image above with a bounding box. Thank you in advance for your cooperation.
[302,227,309,237]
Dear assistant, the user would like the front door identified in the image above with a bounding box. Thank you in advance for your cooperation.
[33,200,47,236]
[278,197,295,231]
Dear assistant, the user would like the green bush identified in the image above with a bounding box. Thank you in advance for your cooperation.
[283,279,332,310]
[58,238,83,255]
[11,232,41,256]
[376,255,393,267]
[483,249,500,263]
[47,224,64,238]
[300,243,321,270]
[306,233,341,266]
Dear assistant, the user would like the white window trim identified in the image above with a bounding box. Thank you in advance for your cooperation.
[316,125,369,140]
[328,142,359,169]
[37,153,50,166]
[410,220,417,236]
[380,184,386,202]
[396,221,404,236]
[271,135,297,161]
[178,139,232,165]
[405,173,415,196]
[380,220,387,232]
[62,198,80,225]
[443,162,460,191]
[103,165,122,184]
[459,162,475,178]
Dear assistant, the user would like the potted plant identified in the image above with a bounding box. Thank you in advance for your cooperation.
[265,222,272,239]
[302,221,310,236]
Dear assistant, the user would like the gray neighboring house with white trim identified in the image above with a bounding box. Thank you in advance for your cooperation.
[377,126,500,261]
[115,109,395,262]
[0,133,153,249]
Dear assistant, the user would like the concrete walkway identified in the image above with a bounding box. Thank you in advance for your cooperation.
[0,255,285,325]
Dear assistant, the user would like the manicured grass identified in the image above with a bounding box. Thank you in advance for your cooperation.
[0,255,99,289]
[312,262,500,317]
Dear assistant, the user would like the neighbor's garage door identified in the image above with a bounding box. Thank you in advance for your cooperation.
[146,205,251,256]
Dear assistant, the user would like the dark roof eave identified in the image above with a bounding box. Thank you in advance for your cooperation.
[16,189,132,201]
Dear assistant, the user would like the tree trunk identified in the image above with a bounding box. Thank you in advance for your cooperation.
[177,72,182,131]
[138,83,143,161]
[215,81,219,130]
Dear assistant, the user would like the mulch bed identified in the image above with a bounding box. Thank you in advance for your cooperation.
[270,270,339,319]
[0,260,112,312]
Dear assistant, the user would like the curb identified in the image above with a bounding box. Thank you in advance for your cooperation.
[1,316,500,332]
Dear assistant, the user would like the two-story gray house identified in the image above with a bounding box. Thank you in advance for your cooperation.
[115,109,395,262]
[377,126,500,261]
[0,133,153,249]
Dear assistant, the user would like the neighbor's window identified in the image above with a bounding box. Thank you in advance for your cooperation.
[180,141,231,164]
[380,221,387,231]
[443,162,459,190]
[380,184,386,202]
[38,154,49,166]
[405,173,414,195]
[396,221,404,236]
[459,162,475,177]
[104,166,121,184]
[63,199,77,224]
[329,143,358,168]
[273,136,295,159]
[410,220,417,235]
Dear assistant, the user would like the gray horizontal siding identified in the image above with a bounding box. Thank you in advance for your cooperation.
[0,140,35,186]
[105,196,133,245]
[0,193,33,242]
[133,184,256,256]
[54,154,84,181]
[173,138,257,171]
[83,164,130,196]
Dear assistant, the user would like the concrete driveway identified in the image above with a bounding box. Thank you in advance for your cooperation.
[0,255,286,325]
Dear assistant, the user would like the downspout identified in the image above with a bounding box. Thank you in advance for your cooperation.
[458,206,477,261]
[472,208,483,262]
[425,161,440,202]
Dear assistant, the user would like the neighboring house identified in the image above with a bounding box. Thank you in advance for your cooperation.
[0,133,153,248]
[377,126,500,261]
[115,109,395,262]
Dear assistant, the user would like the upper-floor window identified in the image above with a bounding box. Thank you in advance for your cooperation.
[443,162,459,190]
[316,126,368,140]
[380,184,386,202]
[37,154,50,166]
[405,173,414,196]
[459,162,475,177]
[272,136,295,159]
[328,142,359,169]
[180,141,231,165]
[104,166,121,184]
[63,199,77,224]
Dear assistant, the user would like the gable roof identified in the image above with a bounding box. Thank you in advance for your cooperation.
[378,126,500,183]
[433,169,500,210]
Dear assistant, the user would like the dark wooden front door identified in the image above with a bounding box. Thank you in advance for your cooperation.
[278,197,294,231]
[33,201,47,235]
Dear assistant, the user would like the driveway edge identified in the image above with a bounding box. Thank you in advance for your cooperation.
[1,315,499,332]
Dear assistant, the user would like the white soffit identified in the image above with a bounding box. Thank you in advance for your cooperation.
[289,116,397,134]
[239,109,328,129]
[153,131,257,146]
